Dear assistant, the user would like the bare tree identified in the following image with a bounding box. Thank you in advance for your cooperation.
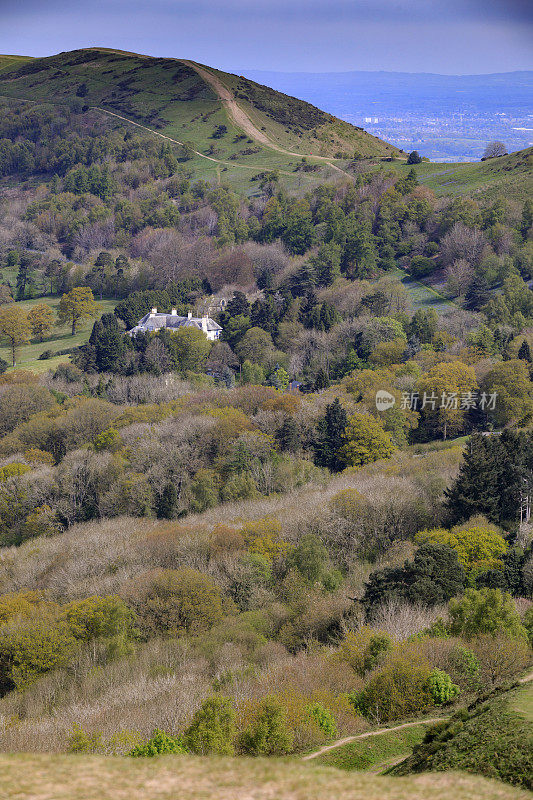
[482,141,508,160]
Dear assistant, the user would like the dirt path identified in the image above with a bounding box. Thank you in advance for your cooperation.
[302,718,444,762]
[182,61,352,178]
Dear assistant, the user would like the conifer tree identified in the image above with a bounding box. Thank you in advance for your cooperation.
[314,398,348,472]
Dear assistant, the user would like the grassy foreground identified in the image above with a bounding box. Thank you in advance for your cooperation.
[0,753,529,800]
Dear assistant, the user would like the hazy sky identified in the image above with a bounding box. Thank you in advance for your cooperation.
[0,0,532,74]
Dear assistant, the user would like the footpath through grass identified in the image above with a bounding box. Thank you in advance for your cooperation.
[312,723,429,772]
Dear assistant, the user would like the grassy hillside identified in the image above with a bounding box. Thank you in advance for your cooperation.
[312,723,431,772]
[392,681,533,790]
[381,148,533,203]
[0,48,399,195]
[0,753,529,800]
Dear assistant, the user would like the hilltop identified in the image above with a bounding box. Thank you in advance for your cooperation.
[0,48,400,193]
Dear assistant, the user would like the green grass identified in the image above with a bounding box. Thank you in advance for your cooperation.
[313,724,429,772]
[0,297,115,373]
[390,268,459,315]
[373,150,533,203]
[0,753,528,800]
[0,48,398,196]
[511,681,533,723]
[392,682,533,790]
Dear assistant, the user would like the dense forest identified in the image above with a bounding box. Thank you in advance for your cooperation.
[0,92,531,772]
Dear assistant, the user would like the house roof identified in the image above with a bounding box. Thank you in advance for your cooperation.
[130,312,222,334]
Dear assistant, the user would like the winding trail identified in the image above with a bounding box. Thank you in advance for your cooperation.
[304,672,533,764]
[302,718,444,762]
[182,60,353,179]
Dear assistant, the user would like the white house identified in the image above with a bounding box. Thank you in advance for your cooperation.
[128,309,222,341]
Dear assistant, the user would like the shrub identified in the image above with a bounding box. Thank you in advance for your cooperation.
[60,595,137,642]
[336,626,392,677]
[447,645,481,691]
[238,697,294,755]
[123,568,227,638]
[351,654,434,723]
[304,702,338,739]
[427,668,460,705]
[184,696,237,755]
[448,588,527,640]
[0,618,77,693]
[416,522,508,581]
[129,728,187,757]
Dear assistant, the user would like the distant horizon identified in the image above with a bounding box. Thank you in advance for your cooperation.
[3,48,533,79]
[1,0,531,74]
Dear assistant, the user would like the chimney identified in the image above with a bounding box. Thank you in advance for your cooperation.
[150,307,157,315]
[201,315,208,332]
[171,308,177,315]
[187,311,192,319]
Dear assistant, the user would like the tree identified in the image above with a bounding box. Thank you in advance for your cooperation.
[184,696,236,755]
[165,326,212,373]
[416,523,508,582]
[58,287,98,335]
[342,413,396,467]
[27,303,54,341]
[235,327,274,365]
[482,141,508,160]
[313,398,348,472]
[124,567,225,637]
[238,697,294,755]
[363,543,466,609]
[156,482,178,519]
[407,151,422,165]
[90,314,126,372]
[518,340,532,363]
[417,360,477,440]
[448,587,527,640]
[0,304,30,366]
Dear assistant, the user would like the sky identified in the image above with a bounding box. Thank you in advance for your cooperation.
[0,0,532,74]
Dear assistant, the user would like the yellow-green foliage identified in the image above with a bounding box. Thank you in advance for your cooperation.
[351,651,434,722]
[0,462,31,481]
[342,413,396,467]
[336,626,392,677]
[239,518,291,560]
[0,617,77,692]
[416,519,508,579]
[59,596,137,642]
[448,588,528,640]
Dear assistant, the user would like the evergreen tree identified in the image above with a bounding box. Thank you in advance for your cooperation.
[445,434,500,524]
[518,340,532,363]
[157,482,178,519]
[227,291,250,317]
[313,398,348,472]
[464,276,491,311]
[276,416,299,452]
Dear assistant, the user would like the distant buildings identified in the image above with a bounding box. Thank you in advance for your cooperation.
[128,309,222,341]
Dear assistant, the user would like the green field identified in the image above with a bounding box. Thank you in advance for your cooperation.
[390,268,459,315]
[0,297,115,373]
[312,723,430,772]
[379,149,533,203]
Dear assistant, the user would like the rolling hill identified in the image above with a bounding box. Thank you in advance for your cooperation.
[0,48,400,194]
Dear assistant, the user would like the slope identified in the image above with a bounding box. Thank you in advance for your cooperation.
[373,148,533,203]
[0,752,528,800]
[391,680,533,790]
[0,48,399,194]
